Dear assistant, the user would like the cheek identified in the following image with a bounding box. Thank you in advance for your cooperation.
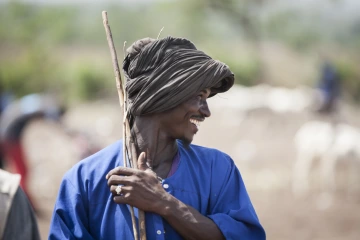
[161,110,188,132]
[182,101,200,115]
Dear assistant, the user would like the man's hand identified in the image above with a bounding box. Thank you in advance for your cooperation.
[106,152,169,213]
[107,152,225,240]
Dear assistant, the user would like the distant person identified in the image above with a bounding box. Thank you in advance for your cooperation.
[0,169,40,240]
[317,60,341,113]
[0,86,14,169]
[0,93,63,209]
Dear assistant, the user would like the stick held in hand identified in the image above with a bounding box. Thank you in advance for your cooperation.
[102,10,147,240]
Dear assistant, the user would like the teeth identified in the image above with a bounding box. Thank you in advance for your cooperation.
[190,119,201,127]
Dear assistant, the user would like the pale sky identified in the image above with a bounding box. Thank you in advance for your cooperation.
[0,0,359,18]
[0,0,159,4]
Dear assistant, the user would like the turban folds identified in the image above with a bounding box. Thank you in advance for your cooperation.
[123,36,234,116]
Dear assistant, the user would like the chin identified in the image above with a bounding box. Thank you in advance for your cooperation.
[179,139,191,149]
[180,136,193,149]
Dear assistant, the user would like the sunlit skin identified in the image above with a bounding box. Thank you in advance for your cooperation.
[157,87,211,146]
[106,87,225,240]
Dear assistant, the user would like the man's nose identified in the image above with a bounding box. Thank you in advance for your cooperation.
[200,102,211,118]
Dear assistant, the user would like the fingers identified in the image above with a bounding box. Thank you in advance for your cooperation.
[106,166,135,180]
[107,151,151,177]
[146,149,153,170]
[137,151,154,171]
[109,183,135,204]
[107,175,134,187]
[110,185,135,205]
[137,152,148,171]
[110,184,133,196]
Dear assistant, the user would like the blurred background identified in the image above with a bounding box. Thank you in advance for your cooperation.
[0,0,360,239]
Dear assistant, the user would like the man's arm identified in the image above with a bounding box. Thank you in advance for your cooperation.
[107,152,265,240]
[160,194,225,240]
[107,152,221,240]
[108,168,224,240]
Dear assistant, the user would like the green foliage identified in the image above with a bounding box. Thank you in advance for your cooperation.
[0,1,77,99]
[263,10,322,51]
[69,65,113,102]
[0,2,77,45]
[0,0,359,103]
[335,60,360,102]
[230,58,261,86]
[0,49,56,97]
[213,54,260,86]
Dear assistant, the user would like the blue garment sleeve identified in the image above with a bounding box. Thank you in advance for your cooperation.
[48,175,94,240]
[207,154,266,240]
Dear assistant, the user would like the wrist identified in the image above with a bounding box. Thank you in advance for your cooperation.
[155,192,178,217]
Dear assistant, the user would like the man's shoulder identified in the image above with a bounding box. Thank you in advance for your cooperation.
[190,143,229,156]
[177,143,239,181]
[180,142,233,165]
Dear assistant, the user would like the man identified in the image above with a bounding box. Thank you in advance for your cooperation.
[49,36,265,239]
[0,86,14,169]
[0,169,40,240]
[317,59,341,114]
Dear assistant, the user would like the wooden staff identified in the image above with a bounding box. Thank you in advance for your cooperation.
[102,11,147,240]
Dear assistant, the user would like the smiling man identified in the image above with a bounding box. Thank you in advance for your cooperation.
[49,37,265,240]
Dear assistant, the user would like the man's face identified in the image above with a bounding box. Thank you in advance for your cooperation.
[158,88,211,145]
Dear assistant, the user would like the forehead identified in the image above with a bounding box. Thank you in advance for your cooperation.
[199,88,211,95]
[182,88,211,102]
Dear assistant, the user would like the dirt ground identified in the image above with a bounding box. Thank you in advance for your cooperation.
[16,98,360,240]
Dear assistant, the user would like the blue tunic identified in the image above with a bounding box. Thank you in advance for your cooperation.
[49,140,265,240]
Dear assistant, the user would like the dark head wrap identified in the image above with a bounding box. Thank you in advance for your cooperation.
[123,36,234,116]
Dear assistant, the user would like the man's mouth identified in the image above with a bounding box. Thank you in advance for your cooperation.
[190,118,204,128]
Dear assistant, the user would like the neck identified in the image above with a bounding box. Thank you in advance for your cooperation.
[131,115,178,177]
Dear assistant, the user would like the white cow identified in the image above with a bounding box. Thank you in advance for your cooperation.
[292,120,360,196]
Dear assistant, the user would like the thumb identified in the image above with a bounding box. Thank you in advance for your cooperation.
[137,152,148,171]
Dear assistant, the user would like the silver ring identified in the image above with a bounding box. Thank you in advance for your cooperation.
[115,185,122,195]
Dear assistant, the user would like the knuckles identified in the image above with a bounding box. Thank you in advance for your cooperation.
[108,166,134,176]
[107,175,135,187]
[107,175,119,186]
